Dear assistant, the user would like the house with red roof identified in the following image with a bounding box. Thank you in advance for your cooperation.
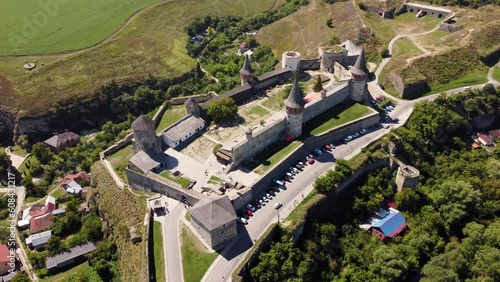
[360,208,407,241]
[477,133,493,146]
[30,213,54,234]
[61,171,90,186]
[0,244,13,275]
[488,129,500,140]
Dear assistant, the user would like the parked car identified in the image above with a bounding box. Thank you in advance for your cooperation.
[272,186,280,193]
[291,167,300,174]
[268,190,276,197]
[324,145,332,151]
[353,132,360,138]
[274,202,283,209]
[375,96,383,101]
[311,150,319,156]
[246,204,257,212]
[297,161,305,167]
[241,212,249,220]
[344,136,352,142]
[258,198,265,206]
[265,193,272,199]
[382,124,390,129]
[329,143,336,149]
[315,149,323,155]
[360,128,368,134]
[295,164,303,171]
[246,209,253,216]
[237,217,248,224]
[261,195,269,202]
[307,158,316,165]
[286,172,294,178]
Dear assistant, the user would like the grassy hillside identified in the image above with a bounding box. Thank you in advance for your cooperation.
[91,162,148,281]
[401,47,487,86]
[0,0,283,116]
[379,38,423,86]
[256,0,363,59]
[0,0,164,55]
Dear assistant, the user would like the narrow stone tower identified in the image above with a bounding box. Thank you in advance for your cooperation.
[239,54,254,86]
[350,48,369,102]
[395,165,420,192]
[131,115,161,154]
[284,79,305,138]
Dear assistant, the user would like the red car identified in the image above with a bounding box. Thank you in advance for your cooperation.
[246,209,253,216]
[324,145,332,151]
[307,158,315,164]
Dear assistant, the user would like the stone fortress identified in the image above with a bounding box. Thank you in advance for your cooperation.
[209,41,370,170]
[124,41,376,249]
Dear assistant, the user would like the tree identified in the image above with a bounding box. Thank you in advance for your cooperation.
[0,151,11,174]
[482,83,496,94]
[313,76,323,92]
[46,236,63,256]
[395,188,421,214]
[31,142,53,164]
[432,180,482,232]
[247,36,259,49]
[206,98,238,124]
[16,134,30,150]
[471,246,500,281]
[369,245,408,281]
[326,18,334,28]
[11,271,31,282]
[314,170,336,194]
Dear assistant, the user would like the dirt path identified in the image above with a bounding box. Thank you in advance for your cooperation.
[0,0,176,59]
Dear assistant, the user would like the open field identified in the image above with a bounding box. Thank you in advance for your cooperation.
[304,101,373,136]
[108,144,134,182]
[428,69,488,94]
[156,105,186,133]
[153,221,166,282]
[0,0,163,55]
[251,140,301,174]
[256,0,363,59]
[40,261,101,282]
[0,0,284,116]
[181,224,218,282]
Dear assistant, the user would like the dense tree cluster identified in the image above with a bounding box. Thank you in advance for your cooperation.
[250,87,500,281]
[206,98,239,124]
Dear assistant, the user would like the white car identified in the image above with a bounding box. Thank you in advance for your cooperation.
[274,202,283,209]
[382,124,390,129]
[237,217,248,224]
[266,193,272,199]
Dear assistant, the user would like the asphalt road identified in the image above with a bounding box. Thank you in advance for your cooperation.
[202,119,403,282]
[164,204,184,282]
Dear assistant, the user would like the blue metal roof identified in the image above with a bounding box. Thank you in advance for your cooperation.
[371,210,406,236]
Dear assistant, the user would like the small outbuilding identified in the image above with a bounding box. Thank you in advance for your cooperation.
[162,114,205,149]
[26,230,52,251]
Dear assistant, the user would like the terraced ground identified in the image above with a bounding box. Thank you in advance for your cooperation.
[0,0,284,116]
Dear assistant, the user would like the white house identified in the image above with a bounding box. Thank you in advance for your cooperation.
[162,114,205,148]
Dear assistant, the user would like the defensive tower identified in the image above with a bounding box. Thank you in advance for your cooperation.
[284,79,305,138]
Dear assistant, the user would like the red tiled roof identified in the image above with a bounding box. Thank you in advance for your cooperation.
[0,245,10,263]
[478,133,493,144]
[61,171,90,186]
[30,213,54,234]
[489,129,500,139]
[472,143,480,149]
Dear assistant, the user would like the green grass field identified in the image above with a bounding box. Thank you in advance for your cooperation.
[379,37,423,87]
[304,102,373,136]
[159,170,191,188]
[153,221,166,282]
[253,140,301,174]
[108,144,134,182]
[428,69,488,94]
[40,261,102,282]
[493,67,500,82]
[181,225,218,282]
[0,0,283,117]
[156,106,186,133]
[18,155,40,177]
[0,0,163,55]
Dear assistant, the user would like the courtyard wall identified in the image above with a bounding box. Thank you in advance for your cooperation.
[303,82,351,123]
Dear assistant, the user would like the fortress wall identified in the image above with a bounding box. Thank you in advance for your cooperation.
[388,72,428,99]
[254,72,293,91]
[230,117,287,168]
[126,168,202,206]
[334,62,350,79]
[403,3,450,18]
[231,111,380,211]
[303,82,350,123]
[439,23,462,33]
[170,92,216,105]
[299,59,320,71]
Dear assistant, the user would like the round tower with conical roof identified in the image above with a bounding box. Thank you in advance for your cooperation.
[131,115,161,154]
[239,55,254,86]
[284,80,305,138]
[350,48,369,102]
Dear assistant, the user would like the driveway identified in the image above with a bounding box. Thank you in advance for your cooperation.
[163,204,185,282]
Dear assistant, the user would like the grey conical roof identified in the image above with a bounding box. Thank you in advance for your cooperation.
[284,80,305,109]
[350,48,369,76]
[132,115,155,131]
[239,55,254,75]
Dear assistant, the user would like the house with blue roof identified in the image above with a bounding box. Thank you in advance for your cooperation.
[360,207,407,241]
